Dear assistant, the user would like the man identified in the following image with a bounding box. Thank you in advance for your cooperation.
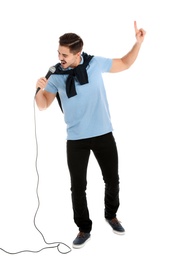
[35,21,146,249]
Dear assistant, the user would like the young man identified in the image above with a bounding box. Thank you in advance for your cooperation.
[35,21,146,249]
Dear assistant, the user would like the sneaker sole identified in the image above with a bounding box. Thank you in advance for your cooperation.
[112,230,125,235]
[72,237,91,249]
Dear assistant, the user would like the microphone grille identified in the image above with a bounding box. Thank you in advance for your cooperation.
[49,66,56,73]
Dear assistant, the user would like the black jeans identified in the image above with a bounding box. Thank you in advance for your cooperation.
[67,132,120,233]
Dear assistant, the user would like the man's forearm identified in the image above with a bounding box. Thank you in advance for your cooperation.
[35,89,48,110]
[121,41,142,68]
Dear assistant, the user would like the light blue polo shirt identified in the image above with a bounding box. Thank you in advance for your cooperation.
[45,55,113,140]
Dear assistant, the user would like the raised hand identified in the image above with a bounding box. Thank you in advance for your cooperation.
[134,21,146,44]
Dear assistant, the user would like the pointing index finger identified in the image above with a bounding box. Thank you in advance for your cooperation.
[134,21,138,33]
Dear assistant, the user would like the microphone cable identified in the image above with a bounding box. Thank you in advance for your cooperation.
[0,98,72,255]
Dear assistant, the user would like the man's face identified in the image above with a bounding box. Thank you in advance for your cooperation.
[58,45,80,69]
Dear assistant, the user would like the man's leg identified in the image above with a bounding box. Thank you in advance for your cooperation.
[92,133,120,219]
[67,139,92,233]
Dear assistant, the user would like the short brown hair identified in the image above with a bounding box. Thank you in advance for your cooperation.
[59,33,83,54]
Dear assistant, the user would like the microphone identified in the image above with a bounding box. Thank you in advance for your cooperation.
[35,66,56,95]
[45,65,56,79]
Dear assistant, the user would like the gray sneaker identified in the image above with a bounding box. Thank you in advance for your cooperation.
[72,232,91,249]
[106,218,125,235]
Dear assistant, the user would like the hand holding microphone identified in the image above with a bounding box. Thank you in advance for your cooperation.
[35,65,61,111]
[35,77,47,94]
[35,66,56,95]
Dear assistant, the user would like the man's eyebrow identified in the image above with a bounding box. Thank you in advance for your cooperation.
[57,50,68,56]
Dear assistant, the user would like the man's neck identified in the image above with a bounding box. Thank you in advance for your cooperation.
[71,56,82,68]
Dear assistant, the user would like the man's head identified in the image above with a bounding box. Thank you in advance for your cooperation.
[58,33,83,69]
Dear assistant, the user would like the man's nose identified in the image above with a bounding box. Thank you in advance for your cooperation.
[58,54,63,60]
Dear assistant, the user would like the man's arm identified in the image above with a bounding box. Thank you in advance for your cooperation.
[35,77,56,110]
[110,21,146,73]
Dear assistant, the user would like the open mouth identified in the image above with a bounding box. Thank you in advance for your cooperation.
[61,61,66,66]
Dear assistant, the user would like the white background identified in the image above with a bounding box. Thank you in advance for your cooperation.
[0,0,173,259]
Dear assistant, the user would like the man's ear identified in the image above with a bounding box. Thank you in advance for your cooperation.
[76,51,81,57]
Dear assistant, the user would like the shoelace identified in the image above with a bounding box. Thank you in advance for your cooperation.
[110,218,121,224]
[77,232,85,238]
